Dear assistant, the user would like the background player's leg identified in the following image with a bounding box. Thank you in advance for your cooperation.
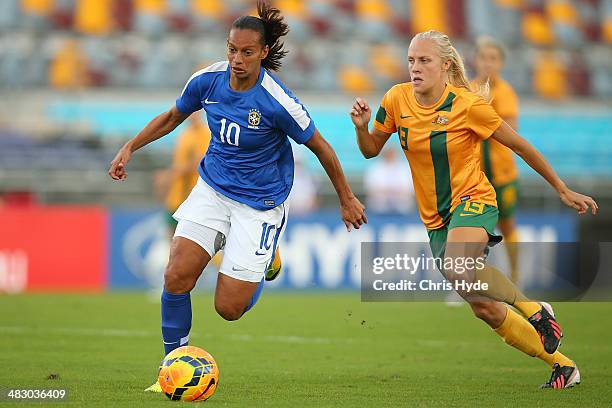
[214,273,260,321]
[162,237,211,354]
[497,182,520,285]
[498,217,520,284]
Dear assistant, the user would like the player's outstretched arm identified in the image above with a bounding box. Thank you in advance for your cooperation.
[350,97,392,159]
[305,128,368,231]
[108,106,191,181]
[491,121,598,215]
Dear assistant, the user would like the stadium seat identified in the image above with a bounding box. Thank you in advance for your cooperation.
[0,0,608,98]
[603,0,612,44]
[354,0,393,40]
[73,0,113,36]
[20,0,53,32]
[133,0,168,36]
[522,11,555,45]
[532,50,568,99]
[547,0,584,47]
[48,39,88,89]
[190,0,226,33]
[0,0,21,31]
[411,0,449,34]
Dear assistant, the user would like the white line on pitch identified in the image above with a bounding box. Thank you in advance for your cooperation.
[0,326,358,345]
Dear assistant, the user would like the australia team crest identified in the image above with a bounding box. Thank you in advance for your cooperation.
[248,109,262,129]
[432,115,449,126]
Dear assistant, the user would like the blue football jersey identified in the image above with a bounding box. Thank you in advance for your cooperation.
[175,61,315,210]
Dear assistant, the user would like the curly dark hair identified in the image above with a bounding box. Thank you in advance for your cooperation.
[230,0,289,71]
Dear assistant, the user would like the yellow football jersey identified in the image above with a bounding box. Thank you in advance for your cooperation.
[373,82,502,230]
[473,78,519,186]
[165,124,211,211]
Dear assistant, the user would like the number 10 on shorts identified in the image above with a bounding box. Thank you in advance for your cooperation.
[257,223,276,255]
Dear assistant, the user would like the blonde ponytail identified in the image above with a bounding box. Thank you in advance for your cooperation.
[411,30,490,100]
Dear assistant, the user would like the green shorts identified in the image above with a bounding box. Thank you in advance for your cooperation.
[494,180,519,220]
[427,201,502,260]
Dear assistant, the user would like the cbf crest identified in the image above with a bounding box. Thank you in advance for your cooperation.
[248,109,262,129]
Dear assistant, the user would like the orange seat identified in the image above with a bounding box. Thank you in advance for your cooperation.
[74,0,113,35]
[338,65,374,94]
[49,40,88,89]
[533,51,568,100]
[522,12,555,45]
[411,0,448,33]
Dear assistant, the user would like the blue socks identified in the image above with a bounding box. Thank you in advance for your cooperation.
[244,277,265,314]
[161,279,263,354]
[161,289,192,355]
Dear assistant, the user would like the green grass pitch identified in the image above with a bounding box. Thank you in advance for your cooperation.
[1,293,611,407]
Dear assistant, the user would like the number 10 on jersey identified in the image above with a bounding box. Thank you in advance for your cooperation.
[220,118,240,146]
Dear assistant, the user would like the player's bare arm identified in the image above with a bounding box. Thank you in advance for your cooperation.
[505,117,518,131]
[350,98,392,159]
[491,121,598,215]
[108,106,191,180]
[305,128,367,231]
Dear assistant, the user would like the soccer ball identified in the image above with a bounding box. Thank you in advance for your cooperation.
[158,346,219,401]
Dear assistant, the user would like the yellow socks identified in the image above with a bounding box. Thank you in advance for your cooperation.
[494,308,574,368]
[513,300,541,319]
[473,265,541,318]
[472,265,516,303]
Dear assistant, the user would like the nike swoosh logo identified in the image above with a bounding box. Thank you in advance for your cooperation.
[400,114,413,119]
[459,213,475,217]
[232,266,246,271]
[204,99,219,104]
[255,250,266,256]
[163,341,179,345]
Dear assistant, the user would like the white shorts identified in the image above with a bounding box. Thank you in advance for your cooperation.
[173,178,288,283]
